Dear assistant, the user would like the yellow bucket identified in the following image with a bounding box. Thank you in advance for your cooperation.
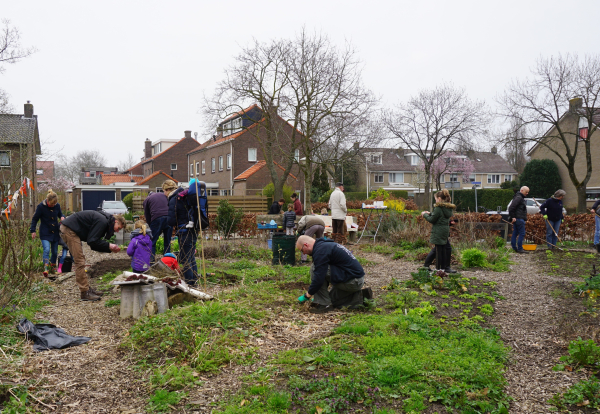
[522,244,537,251]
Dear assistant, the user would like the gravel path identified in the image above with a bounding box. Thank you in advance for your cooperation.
[470,251,591,414]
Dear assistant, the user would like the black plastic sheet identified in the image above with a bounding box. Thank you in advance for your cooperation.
[17,318,91,352]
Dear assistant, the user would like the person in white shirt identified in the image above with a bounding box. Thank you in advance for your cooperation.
[328,182,347,245]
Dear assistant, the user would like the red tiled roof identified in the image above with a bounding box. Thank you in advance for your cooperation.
[189,122,261,155]
[234,160,297,181]
[101,174,144,185]
[136,171,177,185]
[125,161,143,173]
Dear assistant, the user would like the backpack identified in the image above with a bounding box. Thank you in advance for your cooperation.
[186,180,209,231]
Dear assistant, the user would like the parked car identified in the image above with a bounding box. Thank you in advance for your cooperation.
[487,197,567,219]
[98,200,128,215]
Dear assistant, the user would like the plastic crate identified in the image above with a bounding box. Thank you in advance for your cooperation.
[258,223,277,229]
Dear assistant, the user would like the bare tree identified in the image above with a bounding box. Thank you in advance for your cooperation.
[498,54,600,212]
[204,38,300,200]
[116,152,137,173]
[285,30,379,208]
[384,84,487,209]
[55,150,108,184]
[0,20,36,114]
[205,31,379,204]
[501,119,528,174]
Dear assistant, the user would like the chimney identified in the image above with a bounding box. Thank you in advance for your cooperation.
[194,132,198,141]
[184,130,192,139]
[491,146,497,155]
[144,138,152,159]
[466,148,475,159]
[24,101,33,118]
[569,97,583,113]
[353,142,360,150]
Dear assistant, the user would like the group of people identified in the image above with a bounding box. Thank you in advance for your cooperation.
[30,179,205,302]
[508,186,567,252]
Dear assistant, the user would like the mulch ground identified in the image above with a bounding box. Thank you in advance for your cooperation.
[6,243,600,413]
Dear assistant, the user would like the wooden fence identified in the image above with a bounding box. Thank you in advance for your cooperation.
[129,192,268,214]
[207,196,268,214]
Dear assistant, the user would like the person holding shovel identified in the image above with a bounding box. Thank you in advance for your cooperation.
[539,189,566,250]
[60,211,126,301]
[508,186,529,253]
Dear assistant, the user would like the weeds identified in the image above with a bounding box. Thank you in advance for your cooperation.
[147,389,183,413]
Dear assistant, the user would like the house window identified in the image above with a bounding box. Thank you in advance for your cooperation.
[440,174,445,183]
[220,189,231,196]
[36,169,43,175]
[410,155,419,166]
[374,173,384,183]
[389,172,403,183]
[209,189,219,196]
[201,160,205,175]
[504,174,512,182]
[579,117,589,141]
[248,148,257,162]
[232,118,242,133]
[195,162,200,175]
[226,153,231,170]
[222,121,231,137]
[211,158,216,173]
[371,154,382,164]
[487,174,500,184]
[449,174,458,182]
[89,172,96,178]
[469,174,476,182]
[156,187,163,193]
[295,149,300,162]
[171,163,177,170]
[190,164,193,177]
[0,151,10,167]
[218,156,223,171]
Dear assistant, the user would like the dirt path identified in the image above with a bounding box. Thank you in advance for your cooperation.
[470,251,593,414]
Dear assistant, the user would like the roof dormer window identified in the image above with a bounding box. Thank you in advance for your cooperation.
[578,117,589,141]
[371,154,382,164]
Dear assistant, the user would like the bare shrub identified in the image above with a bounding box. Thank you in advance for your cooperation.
[0,219,42,310]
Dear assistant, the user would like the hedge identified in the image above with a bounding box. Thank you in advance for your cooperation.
[333,190,409,201]
[451,189,515,212]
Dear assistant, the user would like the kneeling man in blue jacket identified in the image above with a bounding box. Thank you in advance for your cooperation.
[296,235,370,313]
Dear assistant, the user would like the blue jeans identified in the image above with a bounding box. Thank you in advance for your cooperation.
[149,216,172,258]
[59,247,68,264]
[177,230,198,285]
[545,219,561,248]
[41,240,58,266]
[511,219,526,251]
[595,215,600,246]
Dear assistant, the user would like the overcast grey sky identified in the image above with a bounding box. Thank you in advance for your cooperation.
[3,0,599,166]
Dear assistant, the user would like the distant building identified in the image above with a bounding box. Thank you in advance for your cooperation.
[36,160,54,186]
[0,101,41,218]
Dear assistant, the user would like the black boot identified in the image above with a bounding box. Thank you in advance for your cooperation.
[444,243,456,273]
[597,244,600,253]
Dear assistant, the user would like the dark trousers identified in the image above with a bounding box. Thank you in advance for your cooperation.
[177,230,198,285]
[511,219,526,251]
[150,216,172,258]
[424,239,452,269]
[332,219,346,235]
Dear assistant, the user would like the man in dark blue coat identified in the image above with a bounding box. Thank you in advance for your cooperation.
[539,189,566,249]
[296,235,367,313]
[167,183,199,285]
[508,186,529,253]
[144,182,173,260]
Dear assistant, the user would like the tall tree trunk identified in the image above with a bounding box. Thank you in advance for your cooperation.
[576,185,587,214]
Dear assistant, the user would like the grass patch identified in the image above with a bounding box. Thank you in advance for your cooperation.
[104,299,120,308]
[125,301,262,372]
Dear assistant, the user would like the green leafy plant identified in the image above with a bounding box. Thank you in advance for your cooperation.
[216,199,244,238]
[549,377,600,410]
[461,248,487,268]
[147,389,183,413]
[558,337,600,367]
[105,299,120,308]
[150,365,201,391]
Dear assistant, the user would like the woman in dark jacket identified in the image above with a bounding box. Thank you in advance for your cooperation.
[539,189,566,249]
[30,190,65,276]
[167,181,199,286]
[421,189,456,271]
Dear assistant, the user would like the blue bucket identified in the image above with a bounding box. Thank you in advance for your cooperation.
[268,239,272,249]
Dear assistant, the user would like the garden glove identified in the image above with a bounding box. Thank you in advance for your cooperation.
[298,294,310,303]
[543,215,548,220]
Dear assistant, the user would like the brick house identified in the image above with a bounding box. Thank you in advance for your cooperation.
[80,167,119,185]
[126,132,199,183]
[356,147,517,195]
[527,98,600,210]
[135,171,177,193]
[36,160,54,186]
[0,101,41,218]
[187,105,304,196]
